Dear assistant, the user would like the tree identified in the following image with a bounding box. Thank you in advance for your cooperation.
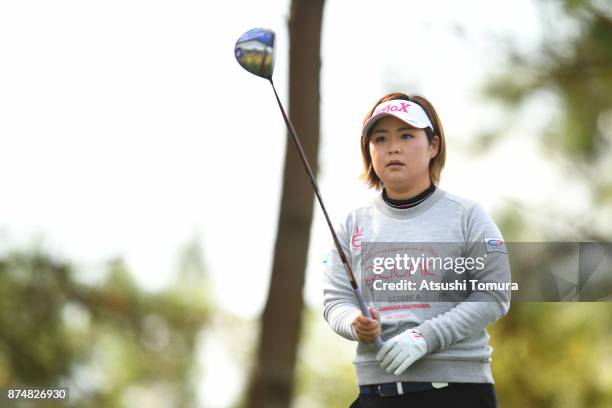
[0,245,208,408]
[246,1,326,407]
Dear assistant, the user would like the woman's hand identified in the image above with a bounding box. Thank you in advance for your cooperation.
[352,307,381,343]
[376,328,428,375]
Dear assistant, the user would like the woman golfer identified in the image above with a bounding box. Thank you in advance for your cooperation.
[323,92,511,407]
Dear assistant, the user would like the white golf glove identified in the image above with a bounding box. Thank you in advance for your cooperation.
[376,328,428,375]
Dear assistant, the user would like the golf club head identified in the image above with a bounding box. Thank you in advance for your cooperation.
[234,28,275,80]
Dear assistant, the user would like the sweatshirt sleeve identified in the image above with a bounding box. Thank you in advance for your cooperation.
[416,203,512,353]
[322,219,360,341]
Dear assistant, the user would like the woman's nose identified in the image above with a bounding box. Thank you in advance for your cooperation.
[388,140,401,154]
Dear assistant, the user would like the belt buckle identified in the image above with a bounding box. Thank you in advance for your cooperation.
[377,382,402,397]
[376,384,389,397]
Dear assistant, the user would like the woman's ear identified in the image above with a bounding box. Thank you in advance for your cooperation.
[430,135,440,159]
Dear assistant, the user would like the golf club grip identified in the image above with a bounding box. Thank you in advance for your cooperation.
[353,288,384,350]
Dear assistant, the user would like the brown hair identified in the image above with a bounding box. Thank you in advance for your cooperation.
[359,92,446,189]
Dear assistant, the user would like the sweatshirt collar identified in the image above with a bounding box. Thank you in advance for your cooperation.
[374,186,446,219]
[383,183,436,209]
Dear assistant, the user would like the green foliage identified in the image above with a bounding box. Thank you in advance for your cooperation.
[0,248,208,408]
[484,0,612,161]
[481,0,612,235]
[492,189,612,406]
[490,303,612,408]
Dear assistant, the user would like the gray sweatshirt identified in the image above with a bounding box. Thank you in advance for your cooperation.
[322,188,511,385]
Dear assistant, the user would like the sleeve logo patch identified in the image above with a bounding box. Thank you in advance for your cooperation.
[484,237,508,253]
[351,227,363,250]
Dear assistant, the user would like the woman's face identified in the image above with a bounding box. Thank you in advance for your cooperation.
[368,116,438,191]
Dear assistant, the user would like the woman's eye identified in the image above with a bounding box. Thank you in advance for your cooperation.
[375,136,386,143]
[401,134,414,139]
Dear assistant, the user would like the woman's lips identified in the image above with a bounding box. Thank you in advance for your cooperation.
[386,161,405,167]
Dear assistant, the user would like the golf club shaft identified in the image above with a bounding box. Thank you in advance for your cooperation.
[269,79,383,350]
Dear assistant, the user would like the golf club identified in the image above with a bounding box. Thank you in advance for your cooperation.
[234,27,383,350]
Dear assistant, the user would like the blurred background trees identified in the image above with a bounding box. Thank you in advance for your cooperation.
[482,0,612,241]
[0,239,209,408]
[480,1,612,407]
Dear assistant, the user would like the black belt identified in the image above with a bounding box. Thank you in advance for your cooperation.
[359,382,449,397]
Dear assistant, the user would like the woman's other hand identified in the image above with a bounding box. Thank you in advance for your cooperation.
[352,307,381,343]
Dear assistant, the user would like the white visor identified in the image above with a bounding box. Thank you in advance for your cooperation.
[362,99,434,137]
